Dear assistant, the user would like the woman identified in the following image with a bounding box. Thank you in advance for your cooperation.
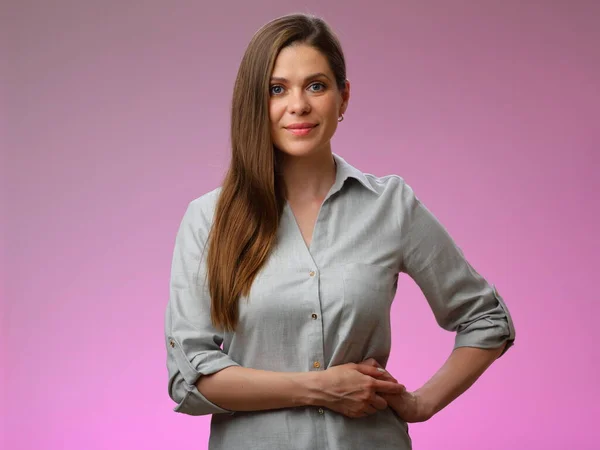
[165,12,515,450]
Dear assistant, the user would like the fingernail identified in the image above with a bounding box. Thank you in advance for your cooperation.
[377,368,386,372]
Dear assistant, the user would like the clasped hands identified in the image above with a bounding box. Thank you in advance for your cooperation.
[319,358,432,423]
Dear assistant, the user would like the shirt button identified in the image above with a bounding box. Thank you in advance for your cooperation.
[313,361,321,369]
[169,340,175,348]
[318,408,324,415]
[309,271,316,277]
[311,313,318,320]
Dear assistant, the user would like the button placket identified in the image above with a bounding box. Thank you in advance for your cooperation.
[307,265,324,404]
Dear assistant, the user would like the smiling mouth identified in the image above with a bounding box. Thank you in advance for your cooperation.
[286,125,317,136]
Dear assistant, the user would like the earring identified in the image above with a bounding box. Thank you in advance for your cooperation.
[338,114,344,122]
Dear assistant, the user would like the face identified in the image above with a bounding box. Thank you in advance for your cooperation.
[268,43,349,159]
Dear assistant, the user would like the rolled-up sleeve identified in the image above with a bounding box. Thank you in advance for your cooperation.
[165,200,241,416]
[398,181,515,357]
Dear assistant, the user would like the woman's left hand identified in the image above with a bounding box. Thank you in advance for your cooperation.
[359,358,433,423]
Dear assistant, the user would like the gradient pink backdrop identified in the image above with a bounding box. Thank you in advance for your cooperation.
[2,1,599,449]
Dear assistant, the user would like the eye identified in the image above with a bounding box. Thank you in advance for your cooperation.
[269,85,284,95]
[309,82,326,92]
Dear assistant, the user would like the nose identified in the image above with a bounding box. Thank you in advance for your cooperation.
[287,89,310,115]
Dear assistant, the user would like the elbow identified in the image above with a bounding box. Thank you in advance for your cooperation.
[454,315,515,357]
[168,373,214,417]
[168,370,236,417]
[168,373,188,406]
[454,284,516,357]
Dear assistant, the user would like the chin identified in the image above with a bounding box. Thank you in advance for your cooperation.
[275,145,324,159]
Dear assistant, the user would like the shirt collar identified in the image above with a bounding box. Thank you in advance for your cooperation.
[331,153,379,196]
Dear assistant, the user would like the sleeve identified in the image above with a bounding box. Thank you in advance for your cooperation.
[397,180,516,357]
[164,200,241,416]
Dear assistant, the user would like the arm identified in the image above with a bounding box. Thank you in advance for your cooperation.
[165,198,242,416]
[387,180,516,421]
[374,344,505,422]
[194,366,320,412]
[413,344,506,419]
[196,363,405,415]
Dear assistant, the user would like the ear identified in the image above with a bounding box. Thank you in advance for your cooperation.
[340,79,351,115]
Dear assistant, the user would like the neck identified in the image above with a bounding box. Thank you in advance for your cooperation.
[280,150,337,203]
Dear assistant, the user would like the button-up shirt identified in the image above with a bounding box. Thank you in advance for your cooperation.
[164,153,516,450]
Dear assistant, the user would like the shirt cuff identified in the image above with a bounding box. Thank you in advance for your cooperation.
[453,284,516,357]
[168,334,241,416]
[172,361,240,416]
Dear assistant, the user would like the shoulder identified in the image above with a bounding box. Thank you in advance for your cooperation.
[361,172,418,205]
[363,172,405,191]
[188,186,222,215]
[180,186,223,233]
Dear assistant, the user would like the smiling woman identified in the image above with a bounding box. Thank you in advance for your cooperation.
[164,12,515,450]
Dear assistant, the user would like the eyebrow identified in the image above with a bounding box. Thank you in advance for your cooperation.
[269,72,332,83]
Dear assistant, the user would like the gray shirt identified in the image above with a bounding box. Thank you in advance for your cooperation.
[164,153,516,450]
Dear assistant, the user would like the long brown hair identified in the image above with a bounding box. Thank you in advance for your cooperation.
[206,13,348,331]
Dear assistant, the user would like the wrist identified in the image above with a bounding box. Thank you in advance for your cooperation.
[413,388,436,420]
[292,371,325,408]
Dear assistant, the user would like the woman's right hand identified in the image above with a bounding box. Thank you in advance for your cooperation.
[315,363,406,418]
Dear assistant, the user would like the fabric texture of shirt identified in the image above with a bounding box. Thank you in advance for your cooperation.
[164,153,516,450]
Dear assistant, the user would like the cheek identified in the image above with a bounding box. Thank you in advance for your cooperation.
[322,102,340,127]
[268,99,286,123]
[321,97,341,120]
[268,106,286,145]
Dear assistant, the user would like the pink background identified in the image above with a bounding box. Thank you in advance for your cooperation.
[2,1,599,449]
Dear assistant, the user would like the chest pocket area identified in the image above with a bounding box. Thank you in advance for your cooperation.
[341,263,398,333]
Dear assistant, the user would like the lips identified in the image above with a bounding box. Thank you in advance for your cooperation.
[286,125,316,136]
[286,123,317,129]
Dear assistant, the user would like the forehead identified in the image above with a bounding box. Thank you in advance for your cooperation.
[271,44,332,79]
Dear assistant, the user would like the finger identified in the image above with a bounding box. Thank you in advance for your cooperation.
[355,365,400,386]
[373,367,397,383]
[354,364,387,378]
[383,373,399,384]
[370,394,388,411]
[374,379,406,395]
